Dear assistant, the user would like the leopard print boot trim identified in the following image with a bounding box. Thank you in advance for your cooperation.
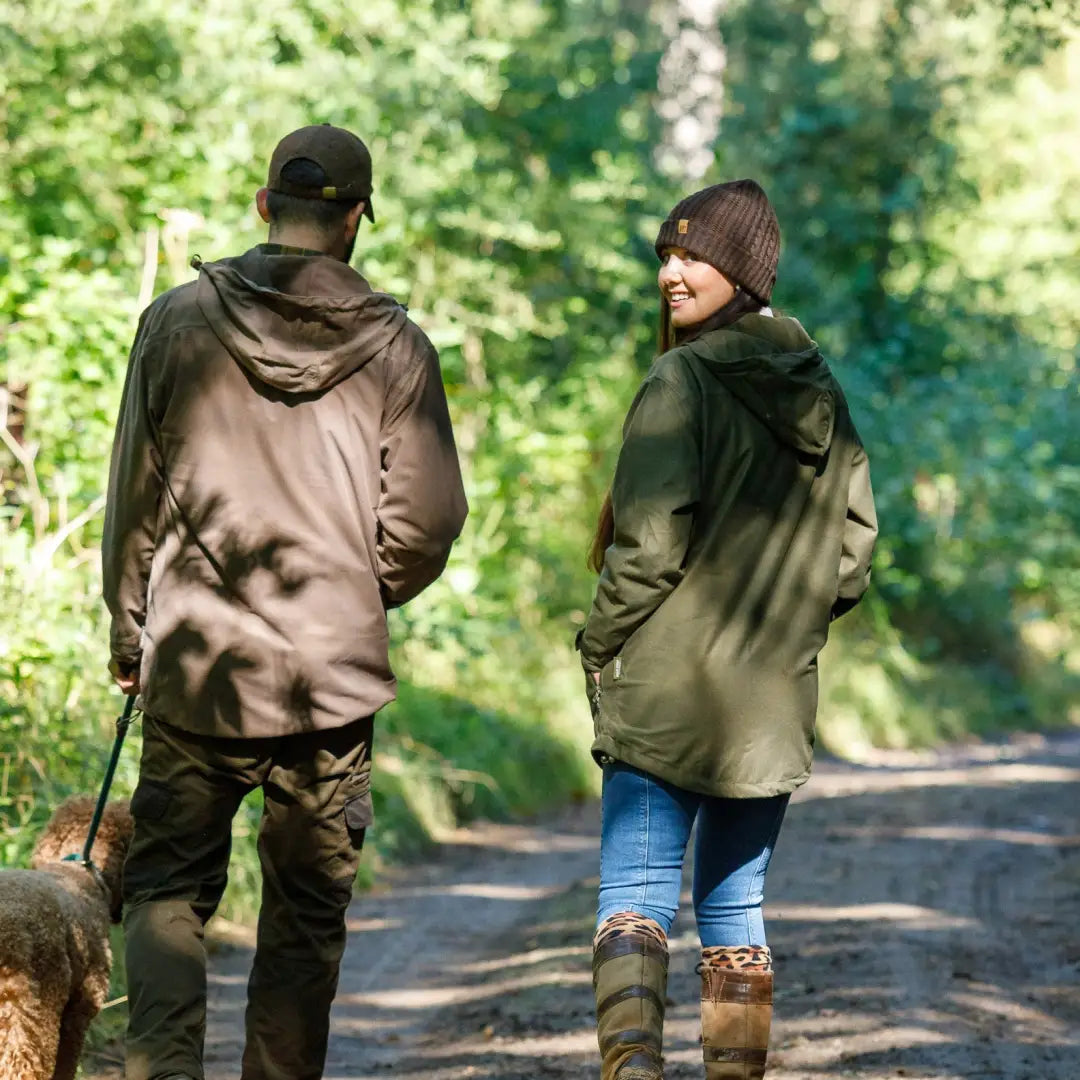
[699,945,773,973]
[594,911,669,953]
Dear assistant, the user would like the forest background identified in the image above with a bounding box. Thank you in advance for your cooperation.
[2,0,1078,922]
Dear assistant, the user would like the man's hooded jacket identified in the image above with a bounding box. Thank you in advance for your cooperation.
[103,246,468,738]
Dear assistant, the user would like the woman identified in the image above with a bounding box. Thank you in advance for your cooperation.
[578,180,877,1080]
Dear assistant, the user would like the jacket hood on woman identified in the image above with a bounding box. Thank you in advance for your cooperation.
[579,313,877,798]
[686,314,838,455]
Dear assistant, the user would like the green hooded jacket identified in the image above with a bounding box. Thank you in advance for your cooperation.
[578,313,877,798]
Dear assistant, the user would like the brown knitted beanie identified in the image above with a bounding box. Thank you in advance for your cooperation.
[654,179,781,305]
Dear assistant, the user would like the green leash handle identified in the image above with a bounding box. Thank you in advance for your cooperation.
[80,695,138,866]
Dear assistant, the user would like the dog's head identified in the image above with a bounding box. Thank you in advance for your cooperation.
[31,796,135,922]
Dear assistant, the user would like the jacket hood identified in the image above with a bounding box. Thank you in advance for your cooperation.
[685,313,837,456]
[195,246,408,393]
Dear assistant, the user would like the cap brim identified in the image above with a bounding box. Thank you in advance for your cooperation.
[363,195,375,224]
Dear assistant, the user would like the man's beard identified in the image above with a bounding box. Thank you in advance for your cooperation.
[342,232,357,265]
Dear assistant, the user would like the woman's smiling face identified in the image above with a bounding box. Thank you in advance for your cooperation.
[657,247,736,328]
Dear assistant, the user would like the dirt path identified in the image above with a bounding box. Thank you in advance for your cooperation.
[87,733,1080,1079]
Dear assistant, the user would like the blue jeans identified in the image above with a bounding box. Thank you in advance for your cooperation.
[598,761,789,947]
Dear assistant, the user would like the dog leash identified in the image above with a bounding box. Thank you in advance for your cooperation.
[63,695,139,869]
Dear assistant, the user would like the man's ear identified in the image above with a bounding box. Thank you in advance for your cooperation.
[256,187,271,224]
[344,201,366,239]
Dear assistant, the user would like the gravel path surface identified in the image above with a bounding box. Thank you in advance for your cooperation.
[85,733,1080,1080]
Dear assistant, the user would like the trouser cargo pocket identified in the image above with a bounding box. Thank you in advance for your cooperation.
[130,778,172,821]
[344,766,374,850]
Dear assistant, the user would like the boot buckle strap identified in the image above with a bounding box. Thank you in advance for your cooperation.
[597,983,665,1021]
[701,970,773,1004]
[703,1046,768,1065]
[593,936,669,983]
[599,1028,662,1058]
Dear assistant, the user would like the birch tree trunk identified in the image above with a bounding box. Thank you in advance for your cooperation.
[654,0,728,184]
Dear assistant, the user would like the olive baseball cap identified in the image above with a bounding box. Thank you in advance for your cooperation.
[267,124,375,222]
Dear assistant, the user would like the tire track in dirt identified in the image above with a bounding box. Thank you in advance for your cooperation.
[85,734,1080,1079]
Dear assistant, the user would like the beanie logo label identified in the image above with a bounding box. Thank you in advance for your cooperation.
[677,218,689,234]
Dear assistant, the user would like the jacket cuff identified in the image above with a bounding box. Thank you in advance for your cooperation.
[575,629,606,674]
[110,627,143,668]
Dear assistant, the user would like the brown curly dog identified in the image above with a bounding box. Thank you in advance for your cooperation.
[0,796,134,1080]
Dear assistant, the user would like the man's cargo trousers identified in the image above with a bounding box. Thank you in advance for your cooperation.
[122,713,374,1080]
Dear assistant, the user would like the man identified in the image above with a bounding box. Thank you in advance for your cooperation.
[102,124,467,1080]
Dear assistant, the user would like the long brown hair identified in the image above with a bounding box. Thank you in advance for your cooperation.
[587,288,763,574]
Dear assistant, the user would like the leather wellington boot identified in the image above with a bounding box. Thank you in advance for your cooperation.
[592,913,669,1080]
[698,945,773,1079]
